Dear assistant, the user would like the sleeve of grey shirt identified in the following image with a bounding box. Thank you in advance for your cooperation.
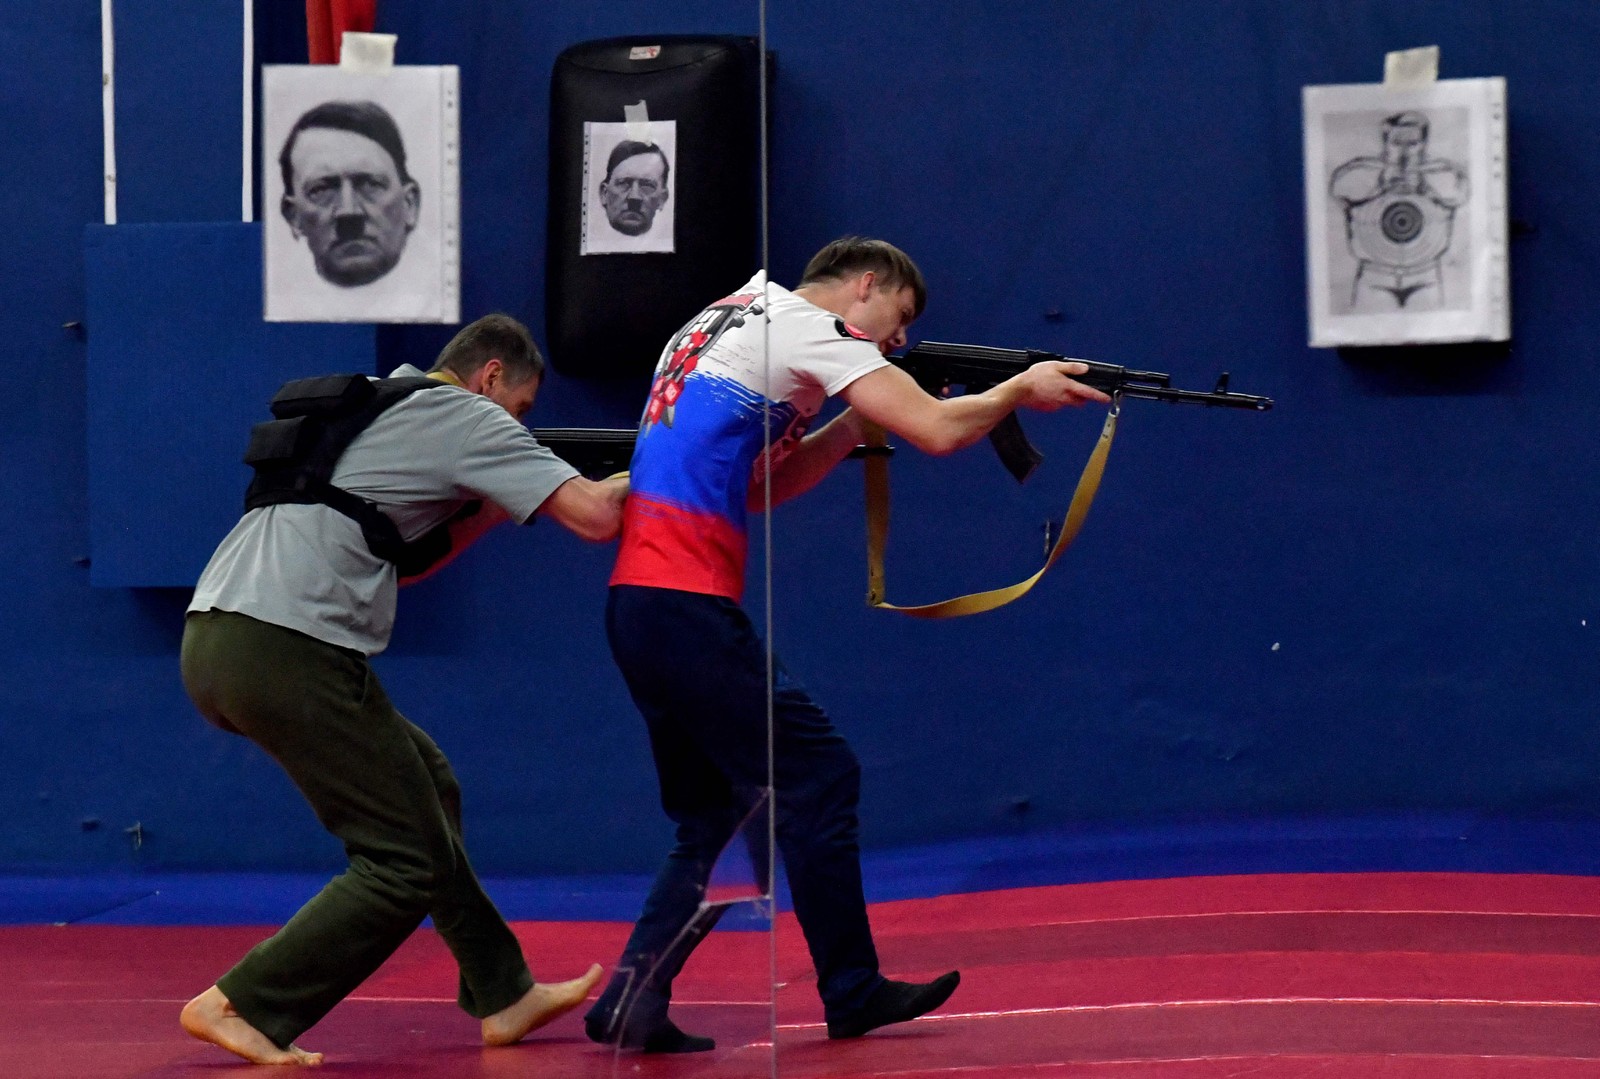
[450,404,580,524]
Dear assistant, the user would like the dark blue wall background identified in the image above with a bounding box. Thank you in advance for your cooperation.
[5,1,1599,880]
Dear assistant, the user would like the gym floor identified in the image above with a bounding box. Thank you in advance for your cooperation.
[5,869,1600,1078]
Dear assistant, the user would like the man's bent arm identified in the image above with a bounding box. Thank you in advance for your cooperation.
[838,362,1109,456]
[748,409,865,511]
[539,474,630,541]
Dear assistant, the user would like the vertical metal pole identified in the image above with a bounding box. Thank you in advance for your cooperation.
[758,2,778,1073]
[100,0,117,224]
[242,0,255,221]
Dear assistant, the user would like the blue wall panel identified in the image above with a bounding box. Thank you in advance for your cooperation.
[6,0,1600,879]
[112,0,245,223]
[84,223,374,587]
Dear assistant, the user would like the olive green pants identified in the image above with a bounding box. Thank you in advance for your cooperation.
[180,609,533,1049]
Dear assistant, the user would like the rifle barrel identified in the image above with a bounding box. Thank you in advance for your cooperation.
[1117,385,1273,409]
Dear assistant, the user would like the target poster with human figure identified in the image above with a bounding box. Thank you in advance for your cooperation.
[1303,77,1508,347]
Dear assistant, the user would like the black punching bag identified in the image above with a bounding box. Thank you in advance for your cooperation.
[546,36,766,379]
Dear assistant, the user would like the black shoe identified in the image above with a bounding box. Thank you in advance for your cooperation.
[826,971,961,1039]
[584,1014,715,1054]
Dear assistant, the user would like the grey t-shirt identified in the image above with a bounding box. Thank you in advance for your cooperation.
[189,365,579,654]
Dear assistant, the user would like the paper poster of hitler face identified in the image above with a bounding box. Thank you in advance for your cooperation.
[581,121,677,255]
[1303,78,1508,346]
[263,65,459,323]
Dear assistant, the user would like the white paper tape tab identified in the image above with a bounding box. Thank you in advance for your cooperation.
[1383,45,1439,89]
[340,32,397,73]
[624,100,651,142]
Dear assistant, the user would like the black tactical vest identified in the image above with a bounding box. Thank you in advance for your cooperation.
[242,374,479,577]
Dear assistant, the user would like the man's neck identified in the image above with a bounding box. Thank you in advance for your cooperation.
[793,281,852,319]
[427,368,466,388]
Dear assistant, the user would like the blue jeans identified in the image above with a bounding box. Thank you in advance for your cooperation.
[588,585,884,1032]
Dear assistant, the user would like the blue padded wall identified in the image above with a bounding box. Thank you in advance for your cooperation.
[755,0,1600,847]
[84,223,374,586]
[7,0,1600,882]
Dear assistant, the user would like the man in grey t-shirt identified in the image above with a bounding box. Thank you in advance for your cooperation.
[178,314,628,1066]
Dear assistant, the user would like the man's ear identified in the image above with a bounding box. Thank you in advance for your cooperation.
[402,180,421,231]
[280,195,301,238]
[854,270,878,302]
[462,358,498,395]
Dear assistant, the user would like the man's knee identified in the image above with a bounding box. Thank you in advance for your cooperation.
[777,745,862,835]
[356,835,459,902]
[669,804,743,859]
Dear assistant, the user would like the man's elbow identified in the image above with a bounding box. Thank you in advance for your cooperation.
[901,426,964,457]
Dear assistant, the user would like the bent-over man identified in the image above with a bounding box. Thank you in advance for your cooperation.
[180,314,627,1065]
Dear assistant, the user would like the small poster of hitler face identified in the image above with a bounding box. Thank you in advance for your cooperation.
[582,120,677,255]
[1303,77,1508,347]
[263,65,459,323]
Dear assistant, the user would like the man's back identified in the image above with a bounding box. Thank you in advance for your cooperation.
[190,367,573,654]
[612,272,886,600]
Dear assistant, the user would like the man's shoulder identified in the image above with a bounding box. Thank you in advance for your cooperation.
[767,295,879,360]
[359,375,499,449]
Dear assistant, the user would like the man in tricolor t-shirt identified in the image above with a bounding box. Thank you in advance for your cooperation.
[588,237,1110,1052]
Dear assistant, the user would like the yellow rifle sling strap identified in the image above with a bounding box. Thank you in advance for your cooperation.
[863,407,1119,619]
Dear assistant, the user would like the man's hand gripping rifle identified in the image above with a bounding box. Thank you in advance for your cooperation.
[889,341,1273,481]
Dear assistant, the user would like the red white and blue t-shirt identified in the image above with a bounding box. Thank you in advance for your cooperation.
[611,271,888,599]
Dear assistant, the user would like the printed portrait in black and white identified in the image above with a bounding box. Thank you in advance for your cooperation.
[581,120,677,255]
[279,100,420,289]
[264,65,459,323]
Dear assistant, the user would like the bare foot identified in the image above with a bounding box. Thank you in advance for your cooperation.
[180,985,324,1066]
[482,963,605,1047]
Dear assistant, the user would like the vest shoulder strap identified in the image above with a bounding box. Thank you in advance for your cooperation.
[242,374,477,577]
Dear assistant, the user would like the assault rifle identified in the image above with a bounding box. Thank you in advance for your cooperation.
[530,342,1272,482]
[528,427,636,479]
[889,341,1273,482]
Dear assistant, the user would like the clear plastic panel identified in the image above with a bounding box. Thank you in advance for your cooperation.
[603,794,773,1072]
[605,7,777,1073]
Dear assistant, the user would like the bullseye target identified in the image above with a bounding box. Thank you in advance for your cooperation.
[1350,195,1452,270]
[1380,200,1424,243]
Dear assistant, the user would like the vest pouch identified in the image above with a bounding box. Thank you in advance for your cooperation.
[269,373,376,419]
[242,415,313,466]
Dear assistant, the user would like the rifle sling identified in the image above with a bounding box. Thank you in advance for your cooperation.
[862,407,1118,618]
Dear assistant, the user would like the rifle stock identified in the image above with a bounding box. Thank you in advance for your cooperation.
[528,428,636,479]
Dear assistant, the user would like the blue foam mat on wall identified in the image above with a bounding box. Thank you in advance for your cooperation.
[84,222,374,587]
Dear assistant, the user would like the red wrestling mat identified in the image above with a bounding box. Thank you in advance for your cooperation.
[5,873,1600,1078]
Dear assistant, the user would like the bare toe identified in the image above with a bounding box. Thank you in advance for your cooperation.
[482,963,605,1046]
